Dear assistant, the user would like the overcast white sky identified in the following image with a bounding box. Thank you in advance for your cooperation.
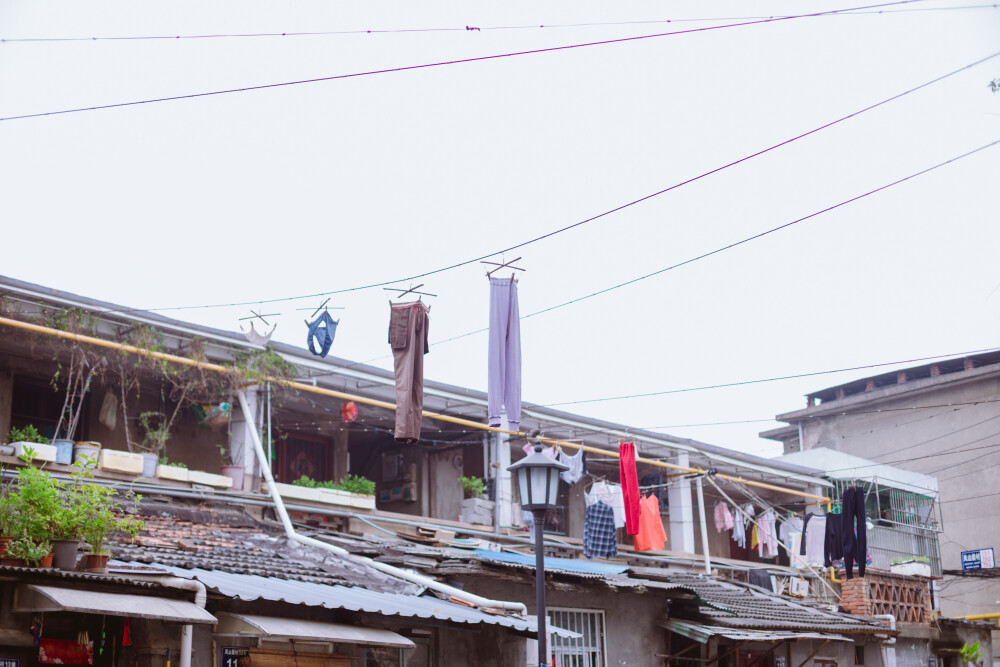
[1,0,998,458]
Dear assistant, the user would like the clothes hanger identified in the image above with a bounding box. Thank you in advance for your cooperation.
[481,254,526,282]
[383,283,437,306]
[239,309,280,326]
[297,298,344,326]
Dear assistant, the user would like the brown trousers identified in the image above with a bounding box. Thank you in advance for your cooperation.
[388,301,429,443]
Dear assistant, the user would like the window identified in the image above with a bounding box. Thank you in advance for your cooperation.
[548,608,606,667]
[854,645,865,665]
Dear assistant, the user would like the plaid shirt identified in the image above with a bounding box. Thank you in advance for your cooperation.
[584,501,618,559]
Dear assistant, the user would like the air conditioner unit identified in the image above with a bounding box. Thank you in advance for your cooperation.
[789,577,809,597]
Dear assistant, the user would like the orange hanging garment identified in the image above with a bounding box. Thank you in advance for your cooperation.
[634,494,668,552]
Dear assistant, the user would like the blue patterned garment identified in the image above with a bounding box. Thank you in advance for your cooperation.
[584,501,619,559]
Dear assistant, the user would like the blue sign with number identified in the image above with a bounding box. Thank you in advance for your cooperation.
[961,548,996,571]
[221,647,248,667]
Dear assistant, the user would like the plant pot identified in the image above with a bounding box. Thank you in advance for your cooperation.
[0,444,14,456]
[0,556,25,567]
[52,438,75,465]
[51,539,81,570]
[73,442,102,467]
[39,552,54,568]
[0,536,12,556]
[220,465,245,490]
[140,453,158,477]
[83,553,109,573]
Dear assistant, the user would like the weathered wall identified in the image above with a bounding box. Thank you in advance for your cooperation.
[793,371,1000,620]
[436,624,526,667]
[460,576,669,667]
[788,637,887,667]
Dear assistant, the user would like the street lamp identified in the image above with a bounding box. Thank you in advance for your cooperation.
[508,444,568,667]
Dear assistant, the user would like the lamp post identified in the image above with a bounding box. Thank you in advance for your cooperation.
[508,444,568,667]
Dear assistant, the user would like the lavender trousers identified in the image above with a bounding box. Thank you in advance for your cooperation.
[488,277,521,429]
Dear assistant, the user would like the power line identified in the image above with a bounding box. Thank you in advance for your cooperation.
[4,2,991,44]
[535,348,1000,407]
[39,45,1000,317]
[434,138,1000,346]
[3,0,921,124]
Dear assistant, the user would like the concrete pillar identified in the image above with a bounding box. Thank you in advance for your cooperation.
[229,386,260,491]
[0,368,12,442]
[331,428,349,482]
[495,414,514,529]
[668,452,696,554]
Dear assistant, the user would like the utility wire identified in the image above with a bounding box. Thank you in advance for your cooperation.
[433,138,1000,346]
[2,0,922,123]
[536,348,1000,407]
[30,45,998,317]
[4,2,992,43]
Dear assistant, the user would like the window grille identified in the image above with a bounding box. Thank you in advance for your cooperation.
[548,608,606,667]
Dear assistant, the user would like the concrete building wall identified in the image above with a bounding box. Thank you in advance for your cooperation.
[461,577,670,667]
[778,370,1000,620]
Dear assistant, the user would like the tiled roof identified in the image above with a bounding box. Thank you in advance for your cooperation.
[112,503,420,595]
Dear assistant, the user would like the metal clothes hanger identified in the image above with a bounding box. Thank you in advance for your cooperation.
[481,254,526,283]
[297,297,344,327]
[383,283,437,305]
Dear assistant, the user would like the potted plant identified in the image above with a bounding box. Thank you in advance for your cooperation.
[458,476,485,499]
[155,456,189,482]
[136,412,170,477]
[218,442,244,491]
[458,476,494,526]
[8,537,51,568]
[48,465,89,570]
[50,342,106,464]
[6,425,56,462]
[77,475,143,572]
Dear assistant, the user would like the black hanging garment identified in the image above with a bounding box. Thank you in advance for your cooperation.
[842,485,868,579]
[823,511,844,568]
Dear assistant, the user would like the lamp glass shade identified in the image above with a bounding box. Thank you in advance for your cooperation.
[547,467,560,506]
[516,466,530,506]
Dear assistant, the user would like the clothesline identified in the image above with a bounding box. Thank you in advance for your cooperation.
[705,476,842,602]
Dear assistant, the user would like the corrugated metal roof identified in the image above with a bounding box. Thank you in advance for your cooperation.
[216,613,414,647]
[662,619,852,644]
[15,584,217,625]
[122,562,539,634]
[473,550,629,576]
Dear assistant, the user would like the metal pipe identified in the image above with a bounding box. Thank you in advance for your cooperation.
[695,477,712,575]
[533,508,548,667]
[236,391,528,615]
[128,574,207,667]
[0,315,831,507]
[872,614,896,644]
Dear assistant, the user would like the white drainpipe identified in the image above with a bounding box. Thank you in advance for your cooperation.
[236,391,528,614]
[128,574,207,667]
[873,613,897,667]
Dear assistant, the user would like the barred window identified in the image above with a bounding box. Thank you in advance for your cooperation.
[548,608,606,667]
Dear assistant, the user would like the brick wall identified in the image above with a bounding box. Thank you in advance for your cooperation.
[838,571,931,623]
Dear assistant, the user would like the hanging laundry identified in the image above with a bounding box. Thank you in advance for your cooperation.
[802,513,827,566]
[618,441,640,536]
[388,301,430,443]
[242,322,276,346]
[841,485,868,579]
[751,524,760,551]
[824,511,844,567]
[583,501,618,559]
[307,311,338,358]
[523,443,557,460]
[714,502,734,533]
[732,503,755,549]
[558,448,587,484]
[639,472,665,506]
[779,515,804,563]
[634,493,667,552]
[487,277,521,429]
[586,481,626,529]
[98,389,118,431]
[757,510,779,558]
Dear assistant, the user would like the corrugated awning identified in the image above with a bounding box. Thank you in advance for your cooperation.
[15,585,216,625]
[216,613,414,648]
[661,619,852,644]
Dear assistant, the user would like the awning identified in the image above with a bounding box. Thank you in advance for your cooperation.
[216,613,414,648]
[14,585,217,625]
[661,619,852,644]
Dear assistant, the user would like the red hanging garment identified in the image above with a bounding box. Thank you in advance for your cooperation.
[619,441,640,535]
[634,494,667,552]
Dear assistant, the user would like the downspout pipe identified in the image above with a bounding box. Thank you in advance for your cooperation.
[128,574,207,667]
[236,391,528,615]
[873,613,896,644]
